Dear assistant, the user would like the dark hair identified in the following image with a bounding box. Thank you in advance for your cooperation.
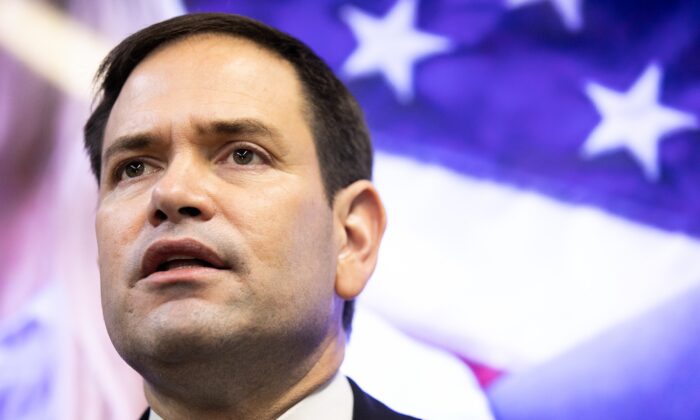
[84,13,373,333]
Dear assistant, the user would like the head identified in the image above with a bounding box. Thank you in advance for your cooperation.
[86,13,375,335]
[85,13,385,399]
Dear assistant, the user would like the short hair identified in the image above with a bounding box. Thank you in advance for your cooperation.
[84,13,373,334]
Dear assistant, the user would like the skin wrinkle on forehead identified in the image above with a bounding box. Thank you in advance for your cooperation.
[154,34,292,99]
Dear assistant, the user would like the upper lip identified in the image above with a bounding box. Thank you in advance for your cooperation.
[140,238,228,279]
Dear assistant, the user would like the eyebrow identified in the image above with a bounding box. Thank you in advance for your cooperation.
[102,133,156,165]
[197,118,283,144]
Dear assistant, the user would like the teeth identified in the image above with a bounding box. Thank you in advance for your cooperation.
[157,258,213,272]
[166,255,195,262]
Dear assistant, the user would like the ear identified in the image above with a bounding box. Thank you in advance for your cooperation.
[333,180,387,300]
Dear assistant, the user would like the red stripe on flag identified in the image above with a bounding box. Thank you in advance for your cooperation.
[461,357,506,389]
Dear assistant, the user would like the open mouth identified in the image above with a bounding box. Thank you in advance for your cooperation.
[156,258,216,272]
[141,238,228,279]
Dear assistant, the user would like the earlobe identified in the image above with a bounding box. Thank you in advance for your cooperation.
[333,180,387,300]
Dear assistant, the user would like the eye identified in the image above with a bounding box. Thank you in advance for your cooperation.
[115,159,155,181]
[230,147,262,165]
[124,161,145,177]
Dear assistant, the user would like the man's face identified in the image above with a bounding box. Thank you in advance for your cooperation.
[96,35,342,365]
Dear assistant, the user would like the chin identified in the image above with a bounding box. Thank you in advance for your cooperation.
[124,299,240,364]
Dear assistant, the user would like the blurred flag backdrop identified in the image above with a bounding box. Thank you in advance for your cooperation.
[1,0,700,419]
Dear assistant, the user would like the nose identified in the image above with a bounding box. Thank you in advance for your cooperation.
[147,160,215,226]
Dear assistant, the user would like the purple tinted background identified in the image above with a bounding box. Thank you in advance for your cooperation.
[487,283,700,420]
[186,0,700,236]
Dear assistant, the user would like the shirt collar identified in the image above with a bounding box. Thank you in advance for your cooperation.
[277,373,353,420]
[148,373,353,420]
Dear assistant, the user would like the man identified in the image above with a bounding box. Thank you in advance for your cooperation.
[83,12,417,420]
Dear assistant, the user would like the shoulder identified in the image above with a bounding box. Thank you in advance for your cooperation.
[347,377,421,420]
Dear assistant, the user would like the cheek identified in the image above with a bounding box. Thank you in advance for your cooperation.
[231,182,336,294]
[95,196,148,282]
[281,203,338,324]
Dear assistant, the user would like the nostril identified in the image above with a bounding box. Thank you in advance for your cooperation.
[179,206,201,217]
[155,209,167,221]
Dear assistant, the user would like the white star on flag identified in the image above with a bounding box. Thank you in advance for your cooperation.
[340,0,452,103]
[506,0,584,32]
[581,63,697,181]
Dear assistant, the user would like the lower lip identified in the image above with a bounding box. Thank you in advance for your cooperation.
[139,266,224,286]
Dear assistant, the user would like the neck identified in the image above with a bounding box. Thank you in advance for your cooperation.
[143,329,346,420]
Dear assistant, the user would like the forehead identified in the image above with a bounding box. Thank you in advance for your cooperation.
[104,34,311,146]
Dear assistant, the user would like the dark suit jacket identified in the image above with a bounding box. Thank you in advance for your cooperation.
[139,377,421,419]
[348,377,420,420]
